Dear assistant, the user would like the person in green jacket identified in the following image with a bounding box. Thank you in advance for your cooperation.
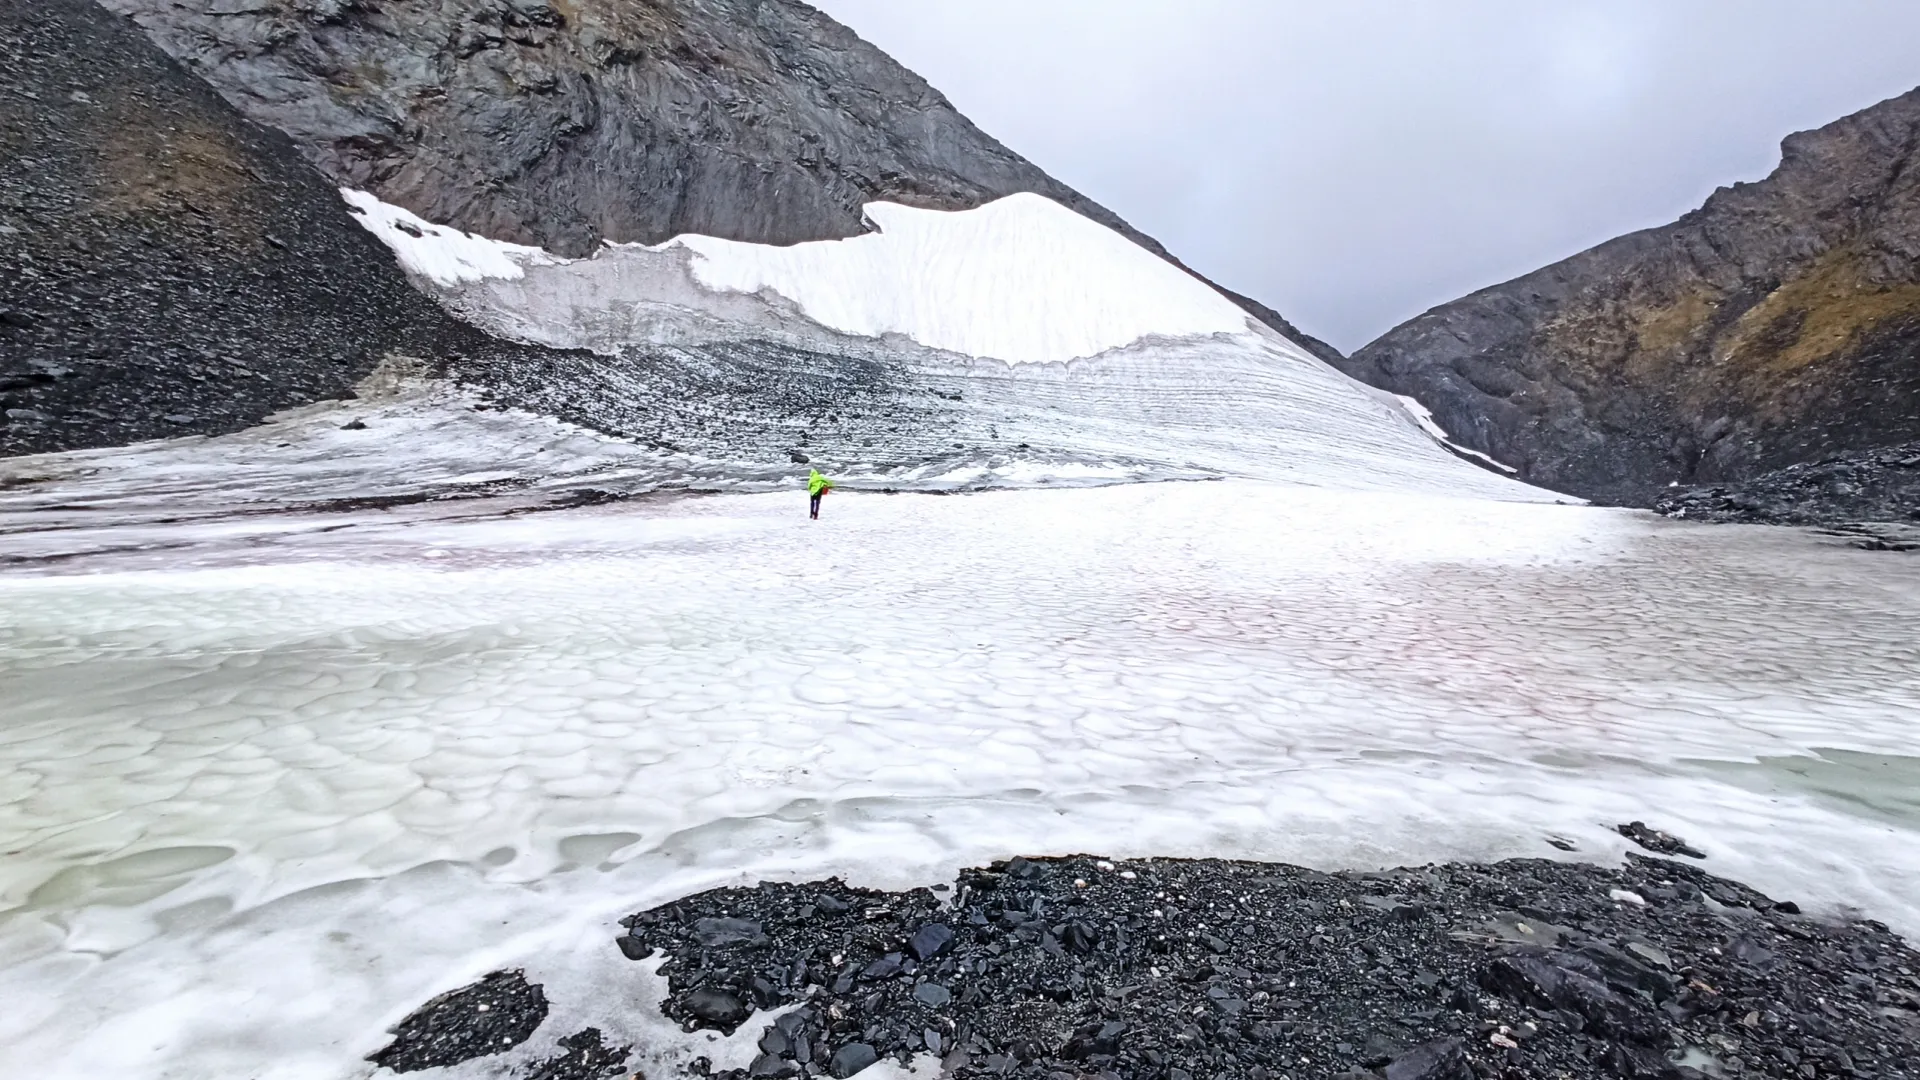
[807,468,835,520]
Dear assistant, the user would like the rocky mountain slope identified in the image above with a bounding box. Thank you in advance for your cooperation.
[99,0,1340,362]
[1345,89,1920,507]
[0,0,563,457]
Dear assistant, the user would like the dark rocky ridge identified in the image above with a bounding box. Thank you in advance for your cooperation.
[1654,440,1920,532]
[95,0,1342,364]
[1344,89,1920,507]
[376,853,1920,1080]
[0,0,569,456]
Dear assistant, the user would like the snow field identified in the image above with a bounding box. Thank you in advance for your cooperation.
[1,482,1918,1078]
[344,188,1260,366]
[667,194,1259,365]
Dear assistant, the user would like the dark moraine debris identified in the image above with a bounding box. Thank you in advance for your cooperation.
[369,968,549,1073]
[523,1027,632,1080]
[0,0,585,458]
[1655,440,1920,532]
[586,855,1920,1080]
[1616,821,1708,861]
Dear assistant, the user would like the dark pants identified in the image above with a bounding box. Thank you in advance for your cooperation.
[809,493,822,519]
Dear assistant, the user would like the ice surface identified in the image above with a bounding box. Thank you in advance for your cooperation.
[312,193,1558,507]
[1,185,1909,1080]
[1,482,1917,1080]
[0,333,1563,550]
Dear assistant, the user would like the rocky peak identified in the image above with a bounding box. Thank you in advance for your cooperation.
[100,0,1341,360]
[1344,87,1920,506]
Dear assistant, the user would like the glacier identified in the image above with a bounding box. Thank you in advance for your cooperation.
[323,188,1551,504]
[2,190,1917,1080]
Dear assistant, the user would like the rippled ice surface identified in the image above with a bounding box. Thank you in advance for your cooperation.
[2,482,1917,1079]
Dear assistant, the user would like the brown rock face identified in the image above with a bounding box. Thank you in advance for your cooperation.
[99,0,1340,361]
[1345,88,1920,505]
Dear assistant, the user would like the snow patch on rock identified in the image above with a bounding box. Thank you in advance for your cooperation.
[1396,394,1521,476]
[340,189,555,286]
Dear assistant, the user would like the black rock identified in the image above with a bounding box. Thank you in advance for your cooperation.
[1383,1038,1471,1080]
[1573,940,1677,1000]
[1653,441,1920,531]
[862,953,906,980]
[1061,1020,1126,1060]
[1061,920,1099,953]
[1616,821,1707,860]
[906,924,954,962]
[749,1052,795,1078]
[366,969,548,1073]
[450,854,1920,1080]
[615,933,651,961]
[1361,1032,1406,1068]
[684,987,751,1030]
[694,917,768,948]
[524,1027,632,1080]
[828,1042,878,1078]
[1004,856,1044,880]
[788,450,810,464]
[1480,951,1661,1044]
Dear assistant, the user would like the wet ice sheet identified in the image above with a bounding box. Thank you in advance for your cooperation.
[0,338,1553,556]
[1,482,1918,1079]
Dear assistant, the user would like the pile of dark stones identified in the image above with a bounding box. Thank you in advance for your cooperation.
[371,848,1920,1080]
[1656,443,1920,537]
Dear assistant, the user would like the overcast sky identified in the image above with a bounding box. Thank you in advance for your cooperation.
[809,1,1920,352]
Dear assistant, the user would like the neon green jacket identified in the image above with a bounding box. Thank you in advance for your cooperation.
[808,469,834,496]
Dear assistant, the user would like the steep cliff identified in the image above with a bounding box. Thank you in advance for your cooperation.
[99,0,1341,362]
[0,0,560,456]
[1345,89,1920,505]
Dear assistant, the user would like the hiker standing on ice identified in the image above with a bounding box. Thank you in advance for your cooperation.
[808,468,835,520]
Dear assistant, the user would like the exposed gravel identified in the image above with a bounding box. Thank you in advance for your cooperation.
[0,0,581,458]
[376,853,1920,1080]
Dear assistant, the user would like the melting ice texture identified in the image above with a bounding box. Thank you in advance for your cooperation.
[6,193,1919,1080]
[2,484,1920,1080]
